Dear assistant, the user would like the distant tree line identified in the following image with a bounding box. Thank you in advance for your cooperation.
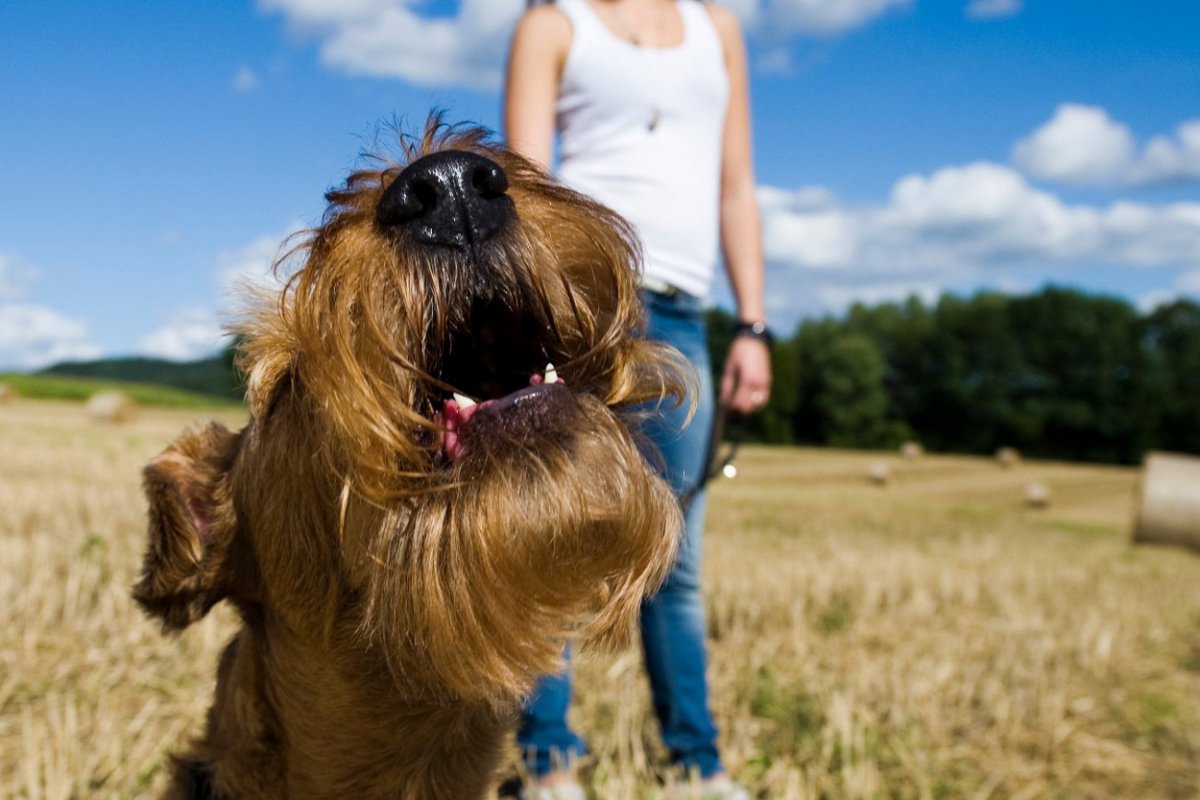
[41,347,244,401]
[709,287,1200,465]
[42,286,1199,465]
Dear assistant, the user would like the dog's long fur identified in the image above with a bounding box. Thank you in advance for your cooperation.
[132,121,689,799]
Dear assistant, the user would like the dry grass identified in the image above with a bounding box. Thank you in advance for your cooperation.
[2,400,1198,799]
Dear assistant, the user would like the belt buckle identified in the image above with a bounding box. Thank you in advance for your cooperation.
[641,277,681,298]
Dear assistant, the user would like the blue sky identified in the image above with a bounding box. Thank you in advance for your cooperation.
[1,0,1198,368]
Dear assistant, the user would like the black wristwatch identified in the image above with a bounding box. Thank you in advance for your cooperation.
[733,319,775,349]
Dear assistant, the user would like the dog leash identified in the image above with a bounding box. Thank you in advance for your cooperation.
[677,401,744,514]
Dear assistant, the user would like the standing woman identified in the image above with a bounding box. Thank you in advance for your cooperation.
[505,0,771,797]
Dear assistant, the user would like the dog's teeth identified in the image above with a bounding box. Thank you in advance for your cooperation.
[453,393,477,409]
[544,363,558,384]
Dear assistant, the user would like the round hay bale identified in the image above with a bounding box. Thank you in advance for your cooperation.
[996,447,1021,468]
[0,383,17,404]
[86,391,136,424]
[900,441,924,460]
[867,461,891,486]
[1024,482,1050,509]
[1132,452,1200,554]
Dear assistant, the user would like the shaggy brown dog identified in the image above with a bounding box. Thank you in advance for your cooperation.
[133,121,688,799]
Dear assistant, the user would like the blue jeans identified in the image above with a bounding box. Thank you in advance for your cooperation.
[517,289,722,779]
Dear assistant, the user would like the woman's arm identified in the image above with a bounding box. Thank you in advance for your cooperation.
[709,4,772,413]
[504,6,572,166]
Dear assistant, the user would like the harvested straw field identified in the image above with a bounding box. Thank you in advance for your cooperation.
[2,401,1198,799]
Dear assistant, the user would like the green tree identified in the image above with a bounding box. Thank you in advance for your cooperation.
[1008,287,1142,462]
[845,295,936,435]
[790,317,840,444]
[1138,299,1200,454]
[808,333,905,448]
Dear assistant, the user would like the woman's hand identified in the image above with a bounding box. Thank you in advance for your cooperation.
[720,336,772,414]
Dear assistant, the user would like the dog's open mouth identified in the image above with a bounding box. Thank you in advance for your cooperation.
[437,364,567,461]
[430,297,576,462]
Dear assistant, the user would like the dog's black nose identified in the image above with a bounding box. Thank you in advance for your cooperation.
[377,151,513,249]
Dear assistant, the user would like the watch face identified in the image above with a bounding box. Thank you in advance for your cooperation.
[735,320,773,347]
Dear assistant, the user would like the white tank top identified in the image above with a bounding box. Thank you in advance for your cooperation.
[554,0,729,298]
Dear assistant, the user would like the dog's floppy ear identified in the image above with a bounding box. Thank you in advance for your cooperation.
[133,422,243,630]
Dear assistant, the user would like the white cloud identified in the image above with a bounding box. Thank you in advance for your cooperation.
[0,254,102,370]
[1013,104,1200,186]
[1177,268,1200,294]
[262,0,906,89]
[217,223,303,295]
[1139,120,1200,184]
[0,253,37,302]
[1012,105,1134,184]
[0,304,102,370]
[727,0,909,38]
[126,224,301,365]
[138,309,228,362]
[965,0,1022,20]
[878,162,1107,266]
[758,161,1200,319]
[1137,289,1177,314]
[261,0,524,90]
[753,46,796,74]
[759,186,858,269]
[232,65,261,92]
[1137,269,1200,314]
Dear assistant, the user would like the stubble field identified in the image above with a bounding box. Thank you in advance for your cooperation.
[2,400,1198,799]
